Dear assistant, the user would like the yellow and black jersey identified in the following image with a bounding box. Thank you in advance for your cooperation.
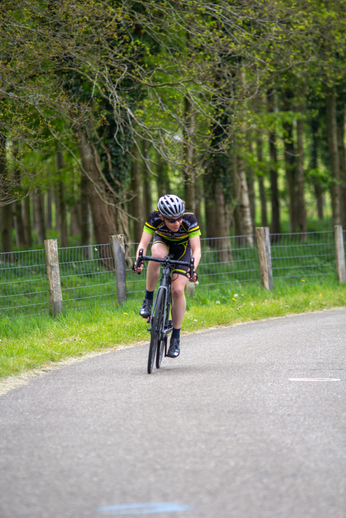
[143,209,201,243]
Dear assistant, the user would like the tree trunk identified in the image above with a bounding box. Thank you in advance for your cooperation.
[247,139,256,232]
[337,99,346,229]
[70,204,81,236]
[156,154,170,199]
[283,121,298,232]
[268,135,280,236]
[10,145,25,248]
[22,195,32,247]
[55,182,67,246]
[231,143,242,239]
[80,170,93,258]
[0,202,13,258]
[54,190,59,232]
[204,199,217,241]
[326,86,342,226]
[267,89,280,237]
[203,171,217,242]
[296,115,307,237]
[183,96,196,211]
[195,176,203,234]
[13,199,25,248]
[46,189,53,230]
[204,103,230,250]
[215,181,231,262]
[282,90,297,233]
[236,151,253,245]
[56,148,68,247]
[0,135,13,257]
[142,172,152,216]
[141,140,152,216]
[76,128,116,246]
[130,144,143,243]
[233,205,243,239]
[116,203,132,265]
[69,178,81,236]
[256,135,268,227]
[310,116,324,220]
[33,191,46,244]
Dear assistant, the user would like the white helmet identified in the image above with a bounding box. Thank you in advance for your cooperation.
[157,195,185,217]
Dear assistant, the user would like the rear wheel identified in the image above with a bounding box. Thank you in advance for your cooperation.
[148,288,165,374]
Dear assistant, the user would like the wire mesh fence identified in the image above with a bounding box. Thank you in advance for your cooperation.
[124,236,261,298]
[125,242,147,299]
[58,244,117,311]
[270,231,336,280]
[0,249,49,318]
[199,236,261,287]
[0,230,343,318]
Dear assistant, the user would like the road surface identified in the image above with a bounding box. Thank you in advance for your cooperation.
[0,309,345,517]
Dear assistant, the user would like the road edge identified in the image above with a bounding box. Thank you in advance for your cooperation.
[1,306,345,397]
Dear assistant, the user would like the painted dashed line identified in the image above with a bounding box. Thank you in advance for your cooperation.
[289,378,341,382]
[97,502,194,515]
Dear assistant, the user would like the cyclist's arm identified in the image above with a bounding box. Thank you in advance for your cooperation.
[187,236,201,281]
[133,231,153,273]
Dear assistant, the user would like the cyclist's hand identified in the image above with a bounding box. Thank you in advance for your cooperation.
[132,260,144,274]
[187,271,198,282]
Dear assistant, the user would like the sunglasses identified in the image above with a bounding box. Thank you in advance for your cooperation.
[164,216,183,224]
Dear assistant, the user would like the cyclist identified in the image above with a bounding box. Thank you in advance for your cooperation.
[133,194,201,358]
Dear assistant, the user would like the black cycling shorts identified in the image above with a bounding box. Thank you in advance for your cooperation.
[152,234,191,277]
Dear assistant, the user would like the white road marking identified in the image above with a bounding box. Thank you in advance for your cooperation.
[97,502,194,515]
[289,378,341,382]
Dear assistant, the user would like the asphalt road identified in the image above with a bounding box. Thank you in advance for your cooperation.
[0,309,345,518]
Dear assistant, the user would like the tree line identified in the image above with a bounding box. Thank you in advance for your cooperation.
[0,0,345,257]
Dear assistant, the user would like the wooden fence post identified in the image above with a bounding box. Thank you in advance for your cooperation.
[110,234,127,304]
[334,225,345,283]
[255,227,273,290]
[44,239,63,315]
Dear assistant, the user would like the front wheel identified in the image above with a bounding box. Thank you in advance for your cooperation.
[156,335,166,369]
[148,288,165,374]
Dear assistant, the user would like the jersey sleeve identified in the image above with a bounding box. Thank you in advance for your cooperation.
[184,212,201,239]
[143,210,161,235]
[188,227,201,239]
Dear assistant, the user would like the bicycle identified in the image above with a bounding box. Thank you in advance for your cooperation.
[133,248,195,374]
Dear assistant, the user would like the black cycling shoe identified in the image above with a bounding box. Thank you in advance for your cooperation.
[139,299,153,318]
[167,337,180,358]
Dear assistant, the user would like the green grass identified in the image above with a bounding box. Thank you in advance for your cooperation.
[0,277,345,380]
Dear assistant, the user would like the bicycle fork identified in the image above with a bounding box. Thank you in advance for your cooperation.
[148,286,173,353]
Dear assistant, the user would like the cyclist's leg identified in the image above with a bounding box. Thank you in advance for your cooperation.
[145,239,168,291]
[167,272,187,358]
[140,237,169,318]
[169,241,190,329]
[171,273,188,329]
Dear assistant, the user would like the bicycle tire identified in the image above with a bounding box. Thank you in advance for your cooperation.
[156,335,166,370]
[157,288,171,369]
[148,288,165,374]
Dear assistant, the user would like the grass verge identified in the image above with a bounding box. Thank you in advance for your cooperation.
[0,278,345,380]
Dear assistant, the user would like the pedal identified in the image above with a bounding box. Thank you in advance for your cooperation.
[146,317,150,323]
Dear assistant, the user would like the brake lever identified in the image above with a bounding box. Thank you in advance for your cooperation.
[189,257,195,280]
[133,248,144,274]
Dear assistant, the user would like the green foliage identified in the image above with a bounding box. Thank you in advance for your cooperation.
[1,0,346,247]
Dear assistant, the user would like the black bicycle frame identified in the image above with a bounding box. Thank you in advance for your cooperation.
[148,263,173,336]
[134,249,195,336]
